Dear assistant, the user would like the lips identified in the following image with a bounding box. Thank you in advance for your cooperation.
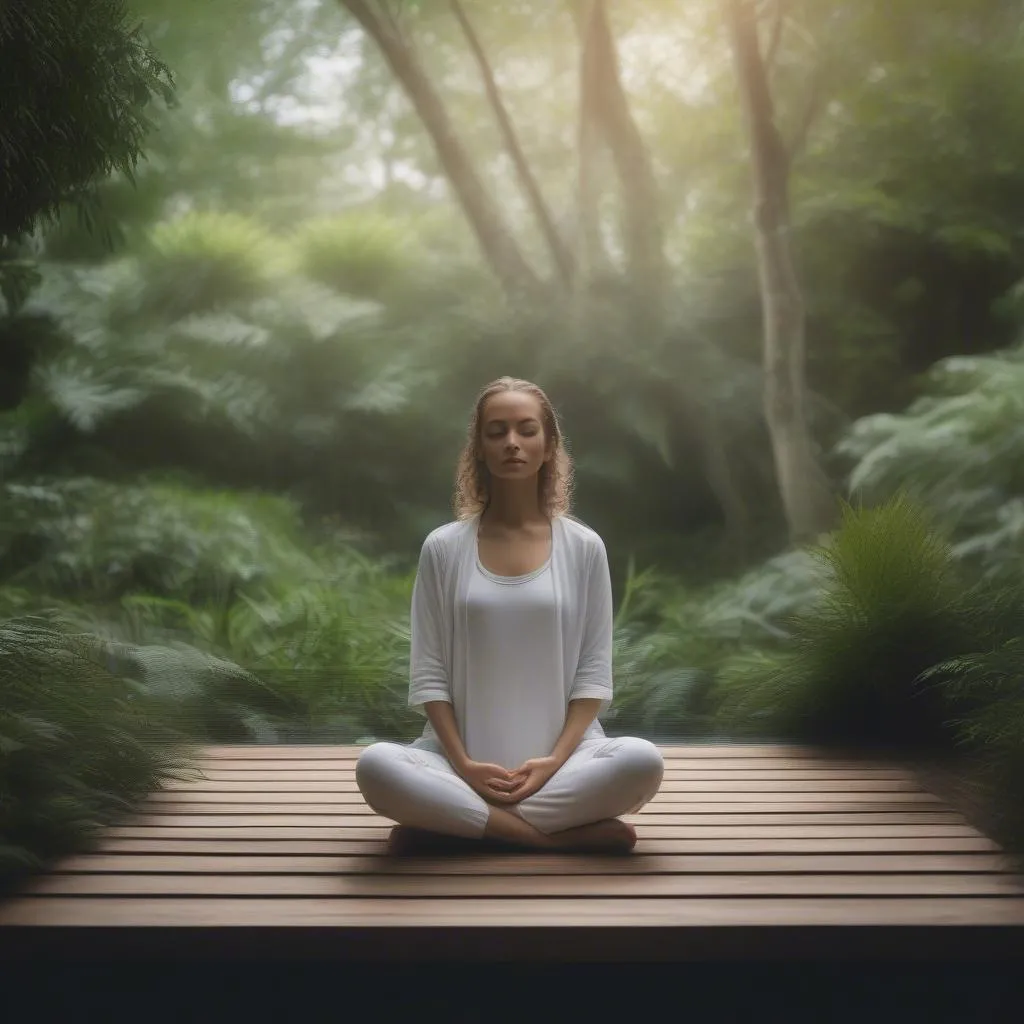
[503,458,526,464]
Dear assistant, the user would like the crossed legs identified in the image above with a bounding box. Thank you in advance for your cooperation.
[355,736,664,853]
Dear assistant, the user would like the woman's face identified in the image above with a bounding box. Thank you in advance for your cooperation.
[477,390,552,483]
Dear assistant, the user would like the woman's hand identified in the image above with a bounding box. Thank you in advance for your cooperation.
[458,759,519,805]
[507,755,561,803]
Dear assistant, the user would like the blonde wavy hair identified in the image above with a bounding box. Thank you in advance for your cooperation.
[453,377,573,521]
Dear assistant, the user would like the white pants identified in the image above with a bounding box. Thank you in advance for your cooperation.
[355,736,664,839]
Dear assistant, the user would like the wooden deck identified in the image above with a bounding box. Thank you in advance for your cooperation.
[2,743,1023,961]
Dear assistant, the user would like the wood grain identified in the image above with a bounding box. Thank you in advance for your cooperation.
[3,743,1022,962]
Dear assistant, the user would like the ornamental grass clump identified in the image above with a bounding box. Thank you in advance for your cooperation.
[712,494,981,753]
[0,618,188,889]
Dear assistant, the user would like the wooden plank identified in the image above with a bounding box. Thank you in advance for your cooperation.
[149,779,925,798]
[21,872,1024,899]
[4,895,1024,928]
[144,792,960,811]
[135,805,973,827]
[165,774,930,789]
[195,744,854,760]
[124,810,981,837]
[93,809,973,835]
[120,820,988,839]
[157,768,921,788]
[99,829,1000,851]
[180,761,910,775]
[137,801,971,824]
[86,835,1001,856]
[122,801,948,825]
[116,806,951,831]
[53,852,1018,875]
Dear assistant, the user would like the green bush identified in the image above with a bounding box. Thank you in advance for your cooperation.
[209,549,420,743]
[922,640,1024,853]
[837,341,1024,585]
[291,212,416,300]
[709,494,984,751]
[141,211,284,318]
[605,561,719,739]
[0,477,316,604]
[0,618,188,888]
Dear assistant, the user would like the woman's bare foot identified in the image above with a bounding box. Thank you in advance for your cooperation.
[388,818,637,855]
[387,825,479,856]
[551,818,638,854]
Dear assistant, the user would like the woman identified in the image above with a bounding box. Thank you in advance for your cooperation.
[356,377,664,853]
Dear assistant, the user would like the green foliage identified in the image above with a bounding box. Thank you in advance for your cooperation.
[922,640,1024,852]
[0,617,187,885]
[711,495,979,750]
[142,211,285,318]
[89,626,296,744]
[226,564,420,743]
[0,476,314,604]
[0,258,42,317]
[0,0,174,243]
[837,341,1024,583]
[604,549,829,740]
[604,561,711,738]
[291,212,418,300]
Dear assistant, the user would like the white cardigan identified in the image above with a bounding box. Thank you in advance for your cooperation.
[408,513,614,754]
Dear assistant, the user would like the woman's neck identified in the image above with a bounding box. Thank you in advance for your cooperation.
[481,484,547,529]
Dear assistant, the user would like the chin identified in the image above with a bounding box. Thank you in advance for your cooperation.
[493,463,538,478]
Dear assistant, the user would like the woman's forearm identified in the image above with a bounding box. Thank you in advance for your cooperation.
[549,698,602,767]
[423,700,471,772]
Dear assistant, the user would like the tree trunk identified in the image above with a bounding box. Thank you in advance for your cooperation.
[449,0,574,287]
[576,0,749,551]
[578,0,665,325]
[340,1,540,298]
[573,0,610,287]
[724,0,835,542]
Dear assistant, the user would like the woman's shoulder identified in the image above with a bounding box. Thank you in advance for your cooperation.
[557,514,606,553]
[422,516,477,553]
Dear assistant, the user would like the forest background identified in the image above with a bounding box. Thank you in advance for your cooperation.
[3,0,1024,874]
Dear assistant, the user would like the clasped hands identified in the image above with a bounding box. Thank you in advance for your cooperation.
[460,755,560,805]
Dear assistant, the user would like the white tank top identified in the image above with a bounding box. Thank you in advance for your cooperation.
[460,548,565,771]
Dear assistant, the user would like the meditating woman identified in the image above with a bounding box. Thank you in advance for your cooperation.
[356,376,664,853]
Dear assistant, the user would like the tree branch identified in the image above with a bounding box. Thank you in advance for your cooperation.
[338,0,540,297]
[573,0,608,285]
[449,0,574,286]
[724,0,789,214]
[583,0,666,310]
[372,0,403,39]
[764,0,786,74]
[785,60,826,162]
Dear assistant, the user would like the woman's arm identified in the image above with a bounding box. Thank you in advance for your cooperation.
[549,697,603,767]
[407,536,451,710]
[569,535,615,705]
[423,700,470,772]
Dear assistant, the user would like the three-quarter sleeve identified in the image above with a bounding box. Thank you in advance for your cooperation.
[569,535,614,704]
[408,534,451,711]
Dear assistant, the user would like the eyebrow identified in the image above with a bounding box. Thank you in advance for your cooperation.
[484,417,540,426]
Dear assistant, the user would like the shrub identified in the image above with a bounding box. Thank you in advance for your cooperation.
[0,477,315,604]
[837,342,1024,585]
[142,211,284,318]
[922,638,1024,853]
[710,494,981,752]
[0,618,188,887]
[291,212,416,301]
